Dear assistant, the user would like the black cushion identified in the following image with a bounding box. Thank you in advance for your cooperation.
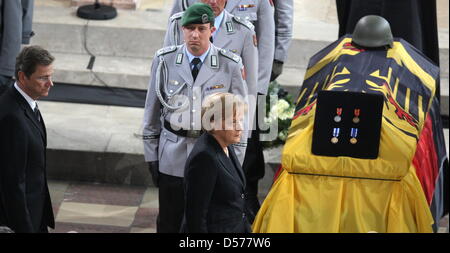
[311,90,383,159]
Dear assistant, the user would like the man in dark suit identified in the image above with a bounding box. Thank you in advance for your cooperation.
[0,45,55,233]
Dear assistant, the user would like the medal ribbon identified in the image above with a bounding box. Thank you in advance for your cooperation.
[351,128,358,138]
[333,128,340,137]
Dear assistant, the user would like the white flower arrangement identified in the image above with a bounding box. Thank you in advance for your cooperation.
[261,81,296,148]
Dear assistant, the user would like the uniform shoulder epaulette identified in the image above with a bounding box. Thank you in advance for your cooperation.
[156,46,177,57]
[169,11,184,22]
[219,48,241,63]
[232,16,254,30]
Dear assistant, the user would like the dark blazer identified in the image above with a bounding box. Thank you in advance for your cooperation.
[180,132,251,233]
[0,86,54,233]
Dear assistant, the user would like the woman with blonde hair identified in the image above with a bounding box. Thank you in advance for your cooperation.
[180,92,251,233]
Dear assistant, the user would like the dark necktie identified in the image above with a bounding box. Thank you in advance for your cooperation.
[34,103,41,122]
[191,58,201,81]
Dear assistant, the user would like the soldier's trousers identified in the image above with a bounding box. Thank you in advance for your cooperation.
[242,102,266,224]
[157,173,184,233]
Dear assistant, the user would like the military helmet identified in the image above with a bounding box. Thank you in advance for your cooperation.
[352,15,393,48]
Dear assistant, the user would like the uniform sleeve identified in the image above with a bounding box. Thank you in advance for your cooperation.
[230,60,249,165]
[169,0,183,16]
[142,56,162,162]
[163,16,183,47]
[256,0,275,95]
[21,0,34,44]
[240,28,258,134]
[0,0,22,75]
[274,0,293,62]
[184,152,218,233]
[163,18,175,47]
[0,115,34,232]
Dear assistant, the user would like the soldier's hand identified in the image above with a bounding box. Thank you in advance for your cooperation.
[270,60,284,82]
[148,161,160,187]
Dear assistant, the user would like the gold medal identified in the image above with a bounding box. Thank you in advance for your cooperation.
[331,128,340,144]
[353,117,360,123]
[350,128,358,144]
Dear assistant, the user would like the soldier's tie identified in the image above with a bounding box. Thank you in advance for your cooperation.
[34,103,41,122]
[191,58,201,81]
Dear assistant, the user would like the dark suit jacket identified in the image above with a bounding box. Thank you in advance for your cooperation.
[180,132,251,233]
[0,86,54,233]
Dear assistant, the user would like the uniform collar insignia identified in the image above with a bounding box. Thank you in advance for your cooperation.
[226,21,234,33]
[211,55,219,68]
[176,53,183,65]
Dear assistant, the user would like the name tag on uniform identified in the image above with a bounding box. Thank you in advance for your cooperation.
[238,4,255,11]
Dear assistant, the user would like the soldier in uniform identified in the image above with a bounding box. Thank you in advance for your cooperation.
[164,0,258,112]
[270,0,293,82]
[171,0,274,95]
[142,3,249,233]
[170,0,275,226]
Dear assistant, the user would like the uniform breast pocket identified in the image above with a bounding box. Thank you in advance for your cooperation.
[158,130,178,161]
[165,79,186,97]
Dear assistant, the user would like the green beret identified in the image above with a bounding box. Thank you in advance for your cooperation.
[181,3,215,27]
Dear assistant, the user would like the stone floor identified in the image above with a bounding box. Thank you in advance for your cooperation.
[47,178,449,233]
[49,180,157,233]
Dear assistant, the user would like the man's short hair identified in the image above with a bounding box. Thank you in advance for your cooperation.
[15,45,55,81]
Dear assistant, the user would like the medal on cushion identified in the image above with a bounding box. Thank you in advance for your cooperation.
[350,128,358,144]
[353,109,360,123]
[334,107,342,122]
[331,127,340,144]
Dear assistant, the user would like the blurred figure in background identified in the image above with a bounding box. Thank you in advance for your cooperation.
[270,0,293,82]
[0,0,35,92]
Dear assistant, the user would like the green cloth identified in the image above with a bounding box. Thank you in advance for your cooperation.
[181,3,215,26]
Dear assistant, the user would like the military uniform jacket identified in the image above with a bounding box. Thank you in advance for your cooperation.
[273,0,293,62]
[143,44,249,177]
[164,10,258,122]
[170,0,275,95]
